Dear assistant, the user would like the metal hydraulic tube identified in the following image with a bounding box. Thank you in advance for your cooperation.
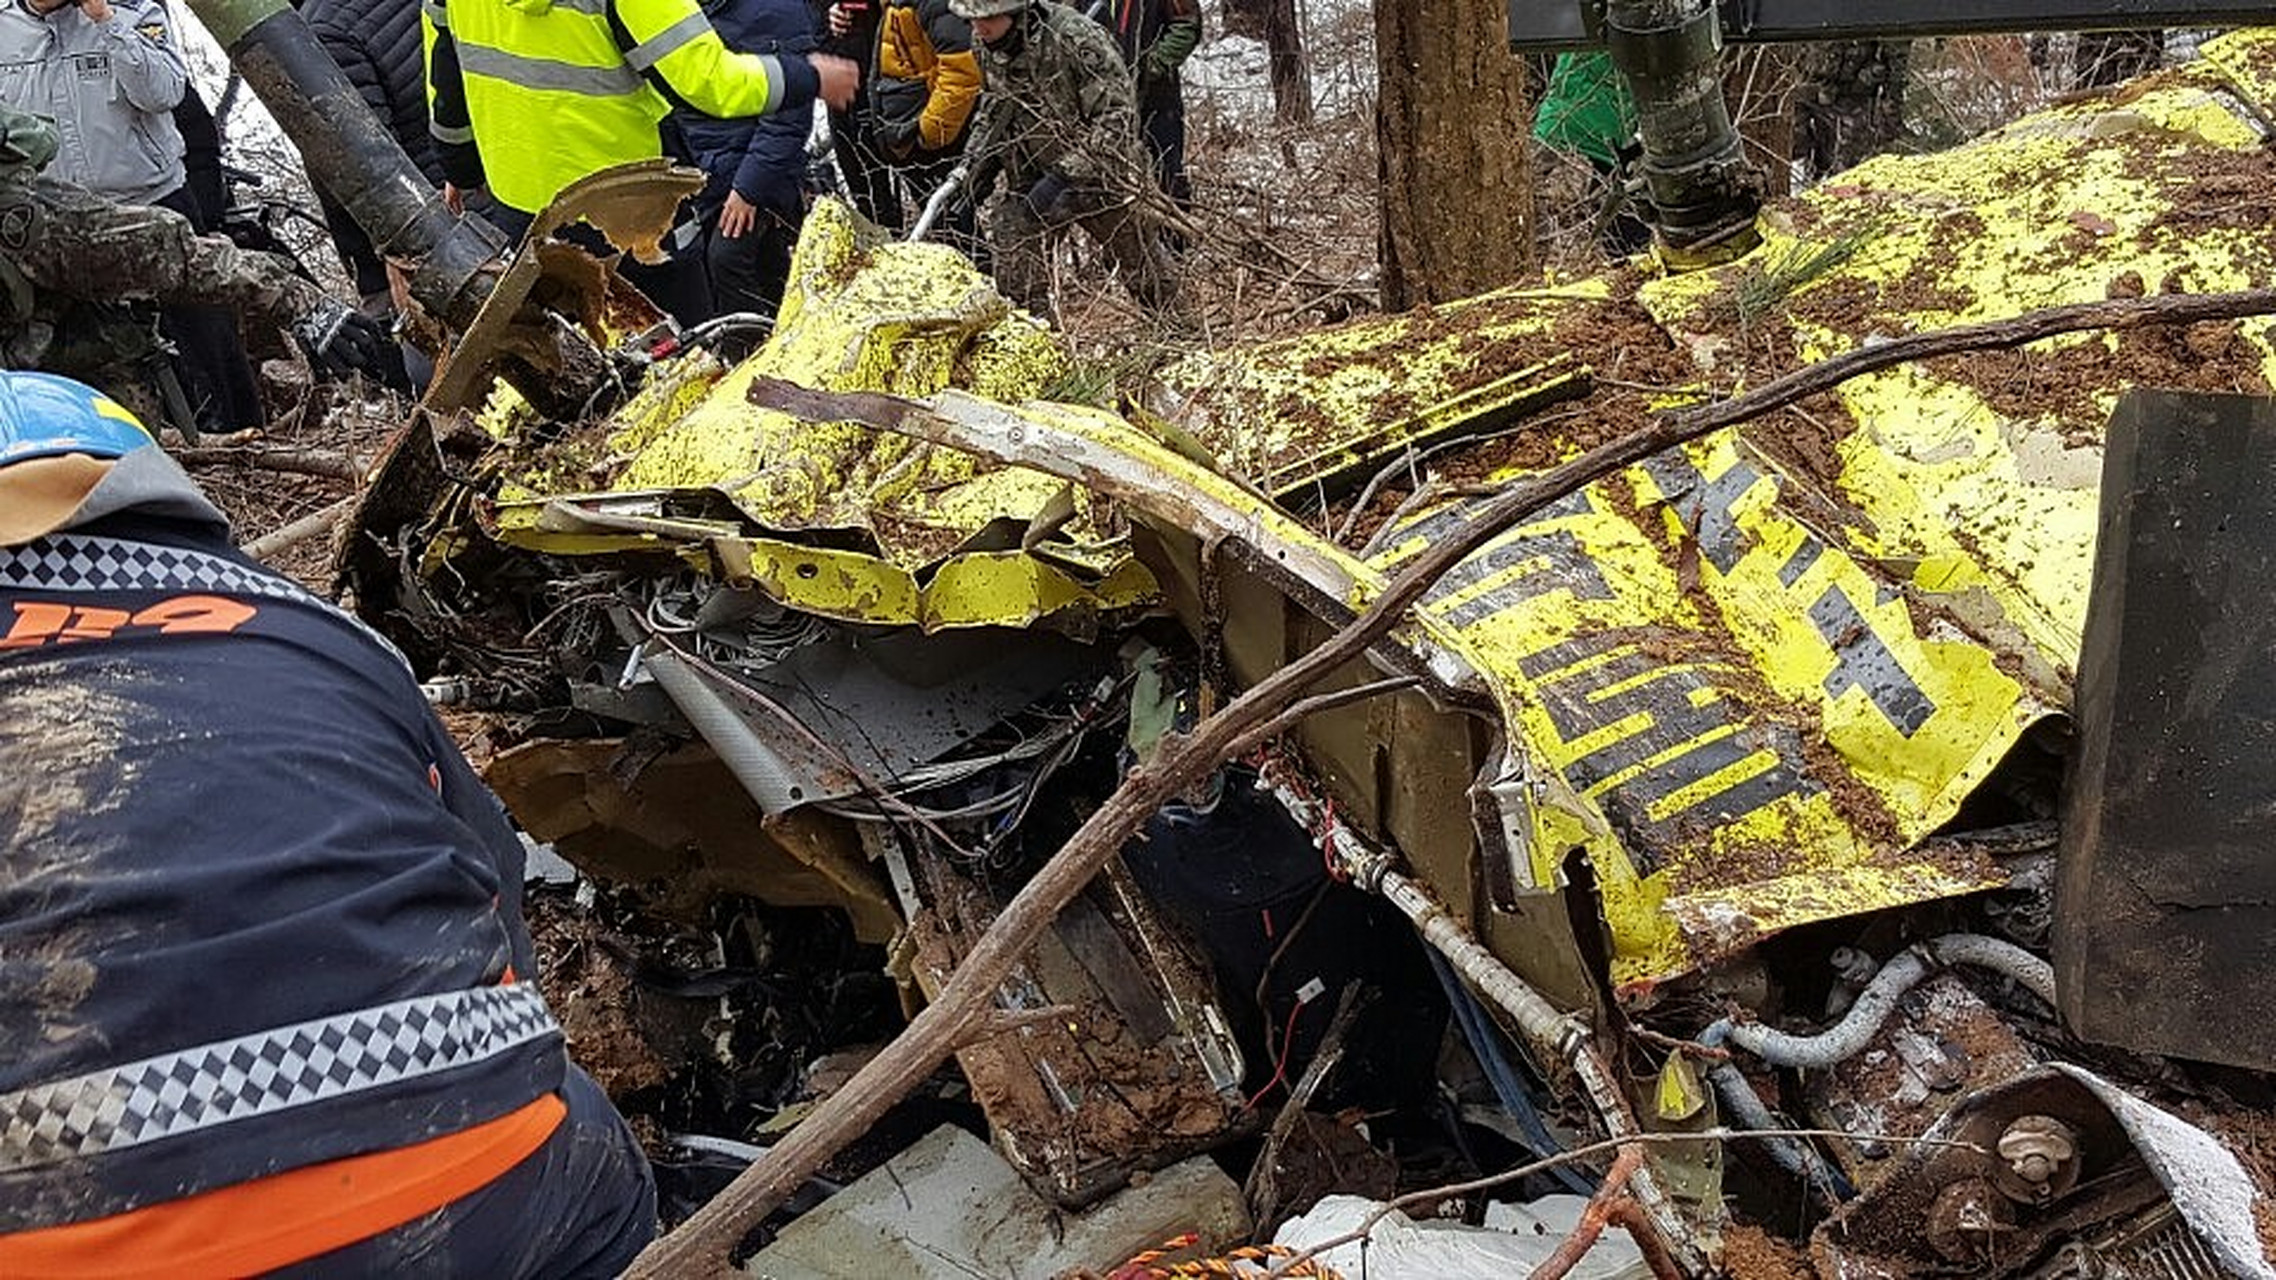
[184,0,507,330]
[1601,0,1760,259]
[1257,767,1709,1276]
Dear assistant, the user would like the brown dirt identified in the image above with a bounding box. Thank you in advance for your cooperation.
[1722,1222,1818,1279]
[2146,142,2276,237]
[525,889,713,1102]
[911,874,1241,1203]
[1925,321,2272,440]
[1438,290,1704,485]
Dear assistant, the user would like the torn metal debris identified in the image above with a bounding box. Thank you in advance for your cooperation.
[327,28,2276,1280]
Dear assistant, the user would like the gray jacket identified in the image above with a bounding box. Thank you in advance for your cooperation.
[0,0,188,204]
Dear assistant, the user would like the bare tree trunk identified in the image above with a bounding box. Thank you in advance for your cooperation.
[1374,0,1534,310]
[1223,0,1312,123]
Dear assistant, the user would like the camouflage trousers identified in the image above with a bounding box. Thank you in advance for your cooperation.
[6,304,174,429]
[987,182,1178,322]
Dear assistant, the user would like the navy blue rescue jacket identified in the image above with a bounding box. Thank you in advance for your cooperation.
[0,509,563,1230]
[677,0,818,216]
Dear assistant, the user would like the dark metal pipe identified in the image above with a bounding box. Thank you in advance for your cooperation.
[1601,0,1760,259]
[185,0,506,328]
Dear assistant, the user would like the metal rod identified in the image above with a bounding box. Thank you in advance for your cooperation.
[1252,766,1710,1276]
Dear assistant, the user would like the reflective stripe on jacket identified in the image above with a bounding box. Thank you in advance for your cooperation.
[0,500,564,1231]
[422,0,819,215]
[0,0,188,204]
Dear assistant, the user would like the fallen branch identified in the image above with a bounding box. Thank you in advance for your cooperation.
[1529,1144,1645,1280]
[241,496,355,562]
[175,445,369,483]
[1607,1196,1687,1280]
[626,287,2276,1278]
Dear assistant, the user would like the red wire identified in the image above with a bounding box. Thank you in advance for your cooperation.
[1242,998,1308,1111]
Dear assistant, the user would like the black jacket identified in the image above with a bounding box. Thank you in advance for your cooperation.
[0,511,561,1231]
[301,0,444,293]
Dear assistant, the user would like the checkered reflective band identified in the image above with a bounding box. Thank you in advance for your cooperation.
[0,984,558,1174]
[0,532,411,672]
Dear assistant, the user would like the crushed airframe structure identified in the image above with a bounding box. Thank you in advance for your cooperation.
[337,28,2276,1277]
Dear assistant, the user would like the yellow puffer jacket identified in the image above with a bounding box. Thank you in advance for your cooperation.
[874,0,980,153]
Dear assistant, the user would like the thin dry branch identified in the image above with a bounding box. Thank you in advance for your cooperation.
[1529,1144,1647,1280]
[175,445,368,483]
[240,496,355,561]
[624,285,2276,1278]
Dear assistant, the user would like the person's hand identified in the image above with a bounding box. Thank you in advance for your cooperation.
[293,295,402,388]
[1022,172,1073,225]
[719,191,757,240]
[810,53,859,110]
[443,182,467,216]
[77,0,112,22]
[826,1,856,36]
[879,116,919,159]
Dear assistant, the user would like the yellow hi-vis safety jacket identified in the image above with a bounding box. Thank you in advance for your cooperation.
[423,0,819,217]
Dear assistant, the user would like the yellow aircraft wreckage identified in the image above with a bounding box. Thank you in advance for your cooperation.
[343,30,2276,1274]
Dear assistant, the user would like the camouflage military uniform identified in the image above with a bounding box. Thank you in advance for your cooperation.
[967,0,1175,319]
[1792,40,1909,182]
[0,106,327,425]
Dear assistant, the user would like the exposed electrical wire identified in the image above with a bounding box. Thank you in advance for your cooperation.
[1244,998,1310,1112]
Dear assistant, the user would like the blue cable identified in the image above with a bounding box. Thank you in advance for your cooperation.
[1426,947,1596,1197]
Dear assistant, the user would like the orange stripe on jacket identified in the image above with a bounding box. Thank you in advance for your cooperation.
[0,1093,566,1280]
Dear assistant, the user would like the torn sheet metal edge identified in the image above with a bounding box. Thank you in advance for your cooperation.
[425,161,698,413]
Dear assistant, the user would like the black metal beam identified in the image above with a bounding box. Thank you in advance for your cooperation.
[2055,390,2276,1073]
[1514,0,2276,50]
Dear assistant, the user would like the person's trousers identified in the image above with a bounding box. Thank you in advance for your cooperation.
[988,182,1178,321]
[153,185,265,432]
[703,198,800,322]
[270,1066,657,1279]
[1139,90,1191,217]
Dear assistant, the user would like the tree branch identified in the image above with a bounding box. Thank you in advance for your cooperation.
[241,496,356,562]
[175,445,369,483]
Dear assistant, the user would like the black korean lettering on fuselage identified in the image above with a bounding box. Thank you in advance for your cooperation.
[1515,632,1817,868]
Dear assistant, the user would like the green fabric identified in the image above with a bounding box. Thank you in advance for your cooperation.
[1532,52,1636,168]
[1141,14,1199,81]
[0,106,58,179]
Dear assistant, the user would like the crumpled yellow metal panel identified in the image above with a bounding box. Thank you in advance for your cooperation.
[1366,426,2039,985]
[706,535,1158,632]
[1132,37,2276,988]
[611,201,1074,562]
[1642,46,2276,690]
[466,197,1155,631]
[1157,281,1613,490]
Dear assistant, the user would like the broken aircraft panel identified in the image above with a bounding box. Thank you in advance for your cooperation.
[333,32,2276,1264]
[1110,28,2276,993]
[357,30,2276,1009]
